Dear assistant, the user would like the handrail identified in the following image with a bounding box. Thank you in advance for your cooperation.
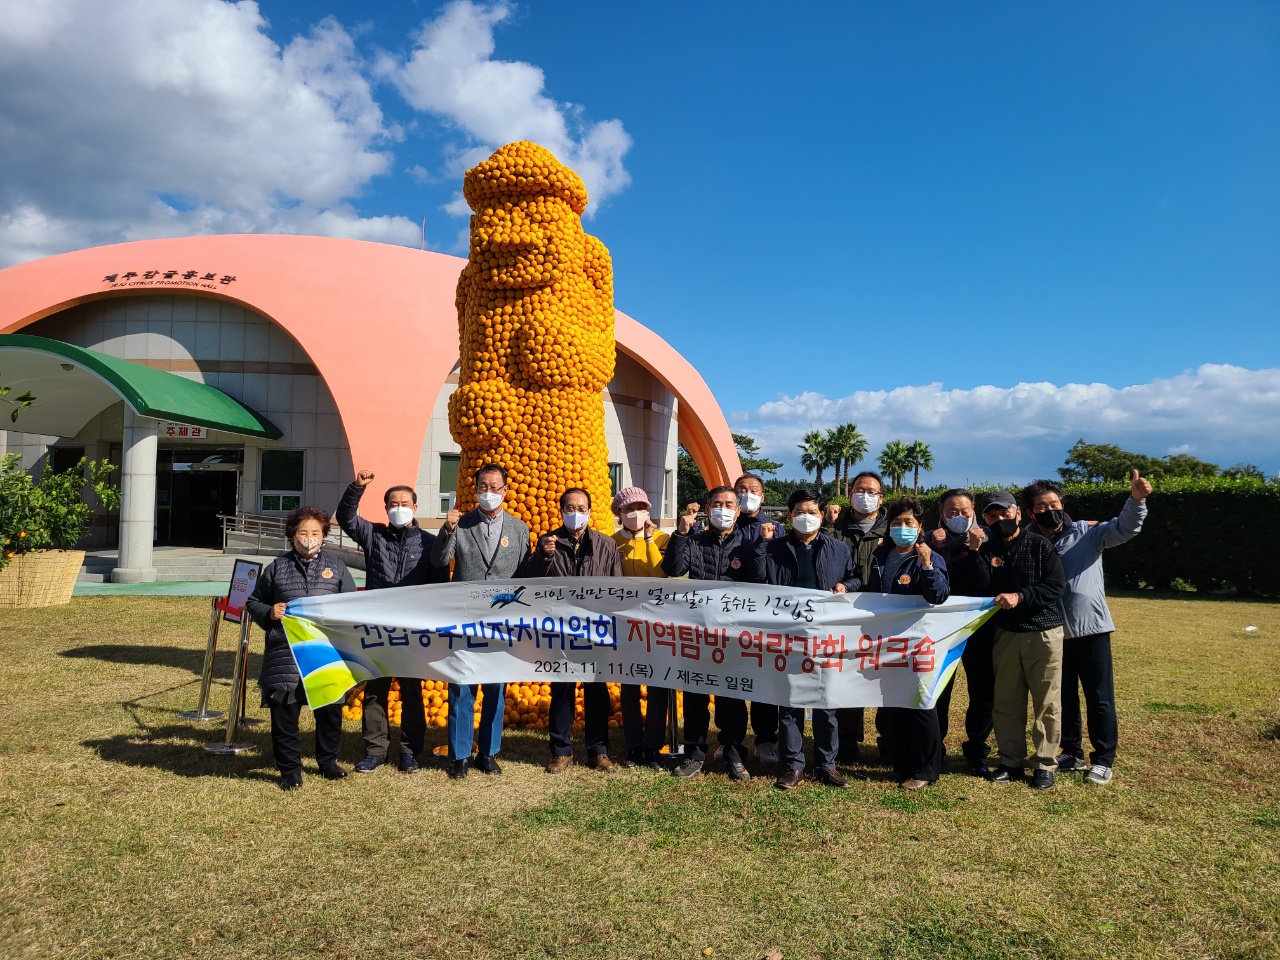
[218,512,360,553]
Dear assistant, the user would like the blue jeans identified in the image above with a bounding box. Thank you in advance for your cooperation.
[447,682,505,761]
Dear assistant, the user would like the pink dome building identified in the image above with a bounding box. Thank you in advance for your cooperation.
[0,235,740,582]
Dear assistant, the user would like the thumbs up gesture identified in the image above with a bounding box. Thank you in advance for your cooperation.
[1130,469,1153,501]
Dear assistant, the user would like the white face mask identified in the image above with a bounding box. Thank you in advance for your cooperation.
[709,506,737,531]
[387,506,414,528]
[563,510,590,531]
[791,513,821,535]
[852,492,881,515]
[944,515,973,534]
[477,491,504,512]
[294,536,322,558]
[738,491,762,514]
[621,509,649,532]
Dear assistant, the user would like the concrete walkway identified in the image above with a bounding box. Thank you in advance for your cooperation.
[73,571,367,596]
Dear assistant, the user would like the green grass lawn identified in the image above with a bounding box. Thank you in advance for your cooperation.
[1,593,1277,960]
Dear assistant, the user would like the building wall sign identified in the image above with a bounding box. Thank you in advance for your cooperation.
[102,270,237,292]
[157,420,206,439]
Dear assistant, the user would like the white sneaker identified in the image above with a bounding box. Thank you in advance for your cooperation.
[1085,764,1113,785]
[755,742,779,765]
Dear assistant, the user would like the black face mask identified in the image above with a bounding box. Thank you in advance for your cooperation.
[990,518,1019,539]
[1035,509,1064,529]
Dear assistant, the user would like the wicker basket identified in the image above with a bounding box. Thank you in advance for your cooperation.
[0,550,86,609]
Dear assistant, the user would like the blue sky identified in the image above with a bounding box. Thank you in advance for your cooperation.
[2,1,1277,483]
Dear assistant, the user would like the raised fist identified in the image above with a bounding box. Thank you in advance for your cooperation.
[444,508,461,531]
[355,469,375,487]
[539,534,558,557]
[643,519,658,538]
[967,526,986,552]
[931,527,947,546]
[824,503,841,524]
[677,503,700,535]
[914,542,933,568]
[760,522,776,541]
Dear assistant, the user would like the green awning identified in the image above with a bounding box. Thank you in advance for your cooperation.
[0,334,281,440]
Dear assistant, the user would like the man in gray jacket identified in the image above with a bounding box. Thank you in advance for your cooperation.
[432,463,531,779]
[1023,470,1151,785]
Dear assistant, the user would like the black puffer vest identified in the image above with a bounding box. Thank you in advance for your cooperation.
[253,550,350,691]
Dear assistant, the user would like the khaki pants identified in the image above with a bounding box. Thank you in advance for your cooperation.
[992,626,1064,772]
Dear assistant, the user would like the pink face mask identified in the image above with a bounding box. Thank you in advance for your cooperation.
[621,509,649,532]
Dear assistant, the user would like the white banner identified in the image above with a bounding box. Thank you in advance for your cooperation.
[283,578,995,710]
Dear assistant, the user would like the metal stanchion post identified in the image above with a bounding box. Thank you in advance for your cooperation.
[205,615,256,754]
[180,596,226,722]
[237,658,263,727]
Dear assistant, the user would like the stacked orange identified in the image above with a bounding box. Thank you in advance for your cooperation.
[448,141,616,539]
[340,681,687,731]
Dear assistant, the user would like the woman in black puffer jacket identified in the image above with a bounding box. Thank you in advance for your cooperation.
[246,505,356,790]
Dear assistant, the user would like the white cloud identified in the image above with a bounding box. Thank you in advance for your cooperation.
[382,0,633,217]
[732,365,1280,484]
[0,0,418,265]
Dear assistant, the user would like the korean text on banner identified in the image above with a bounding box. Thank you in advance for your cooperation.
[282,578,996,711]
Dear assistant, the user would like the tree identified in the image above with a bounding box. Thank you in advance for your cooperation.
[828,423,868,497]
[877,439,911,493]
[798,430,835,494]
[731,432,782,478]
[1222,462,1266,480]
[1059,439,1221,483]
[0,377,35,423]
[676,444,705,512]
[904,440,935,494]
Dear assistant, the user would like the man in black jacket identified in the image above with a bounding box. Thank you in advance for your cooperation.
[734,473,784,764]
[832,470,889,763]
[928,488,998,776]
[764,489,858,790]
[662,484,770,780]
[337,470,448,775]
[977,490,1067,790]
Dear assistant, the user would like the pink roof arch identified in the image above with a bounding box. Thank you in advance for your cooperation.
[0,234,741,519]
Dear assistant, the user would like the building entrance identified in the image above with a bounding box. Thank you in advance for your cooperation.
[157,448,243,547]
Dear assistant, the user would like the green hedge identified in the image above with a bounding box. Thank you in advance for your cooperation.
[903,477,1280,596]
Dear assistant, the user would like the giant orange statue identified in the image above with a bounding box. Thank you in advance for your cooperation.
[449,141,616,536]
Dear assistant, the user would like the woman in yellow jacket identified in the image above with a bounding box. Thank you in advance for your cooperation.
[612,486,671,769]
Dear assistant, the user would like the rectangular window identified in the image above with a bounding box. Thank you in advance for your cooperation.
[438,453,461,516]
[608,463,623,498]
[663,469,674,520]
[50,446,86,475]
[438,453,461,493]
[259,449,304,514]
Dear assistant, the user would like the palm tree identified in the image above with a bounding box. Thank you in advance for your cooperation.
[904,440,935,493]
[877,439,911,493]
[828,423,868,497]
[799,430,834,493]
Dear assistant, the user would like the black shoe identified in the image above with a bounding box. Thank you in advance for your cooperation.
[1056,752,1087,773]
[473,755,502,775]
[448,758,470,779]
[836,744,862,764]
[319,764,347,781]
[815,767,850,788]
[725,760,751,782]
[775,769,804,790]
[643,751,667,771]
[986,764,1025,783]
[398,755,421,774]
[1031,768,1055,790]
[967,758,991,778]
[672,758,703,778]
[353,755,387,774]
[279,770,302,791]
